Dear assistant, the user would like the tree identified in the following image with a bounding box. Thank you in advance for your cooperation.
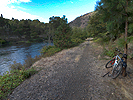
[96,0,133,76]
[53,16,73,49]
[1,14,3,18]
[48,16,62,40]
[86,11,107,39]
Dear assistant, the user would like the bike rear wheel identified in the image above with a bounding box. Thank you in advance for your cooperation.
[111,62,122,79]
[105,59,115,68]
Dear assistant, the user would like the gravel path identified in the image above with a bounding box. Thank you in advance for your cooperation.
[7,41,133,100]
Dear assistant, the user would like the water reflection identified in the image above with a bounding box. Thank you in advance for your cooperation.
[0,42,53,75]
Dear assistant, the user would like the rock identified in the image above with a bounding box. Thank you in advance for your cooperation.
[85,38,93,41]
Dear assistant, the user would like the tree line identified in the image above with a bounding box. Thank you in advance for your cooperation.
[0,14,87,47]
[0,14,49,44]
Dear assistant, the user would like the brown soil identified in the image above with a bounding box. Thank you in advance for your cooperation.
[7,41,133,100]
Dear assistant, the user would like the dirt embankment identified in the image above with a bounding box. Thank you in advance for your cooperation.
[7,41,133,100]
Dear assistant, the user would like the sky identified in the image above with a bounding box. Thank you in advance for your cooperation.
[0,0,97,23]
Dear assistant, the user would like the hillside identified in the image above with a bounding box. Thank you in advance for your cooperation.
[69,12,93,28]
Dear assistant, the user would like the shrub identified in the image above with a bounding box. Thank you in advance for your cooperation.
[72,27,87,41]
[102,42,117,58]
[0,67,37,99]
[128,36,133,43]
[0,39,6,44]
[10,55,42,70]
[71,38,83,46]
[116,38,126,50]
[10,61,23,70]
[41,46,61,57]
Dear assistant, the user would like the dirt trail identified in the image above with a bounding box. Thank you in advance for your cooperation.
[7,41,133,100]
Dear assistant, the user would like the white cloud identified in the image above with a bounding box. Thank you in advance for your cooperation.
[20,0,31,2]
[0,0,46,22]
[11,6,15,9]
[7,0,31,4]
[17,6,27,10]
[70,1,73,3]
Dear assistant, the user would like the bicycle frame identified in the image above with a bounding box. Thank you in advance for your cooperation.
[113,55,121,67]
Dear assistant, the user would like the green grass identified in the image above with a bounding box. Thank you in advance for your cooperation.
[41,46,62,57]
[0,67,37,99]
[0,55,42,99]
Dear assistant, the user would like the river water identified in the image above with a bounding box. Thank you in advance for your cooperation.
[0,42,53,75]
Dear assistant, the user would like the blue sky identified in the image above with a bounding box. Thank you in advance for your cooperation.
[0,0,97,23]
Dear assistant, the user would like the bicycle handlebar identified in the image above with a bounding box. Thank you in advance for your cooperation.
[118,53,123,55]
[116,48,120,52]
[115,48,127,59]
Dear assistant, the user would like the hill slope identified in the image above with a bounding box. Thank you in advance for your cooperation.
[69,12,93,28]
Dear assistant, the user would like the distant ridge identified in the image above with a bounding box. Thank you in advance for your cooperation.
[69,12,93,28]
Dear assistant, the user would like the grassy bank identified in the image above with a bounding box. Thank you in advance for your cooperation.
[0,56,41,99]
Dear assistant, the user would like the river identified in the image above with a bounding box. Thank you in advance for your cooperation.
[0,42,53,75]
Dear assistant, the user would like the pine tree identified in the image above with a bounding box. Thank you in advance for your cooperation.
[1,14,3,18]
[53,16,73,49]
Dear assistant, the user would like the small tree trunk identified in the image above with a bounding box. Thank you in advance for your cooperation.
[122,0,128,77]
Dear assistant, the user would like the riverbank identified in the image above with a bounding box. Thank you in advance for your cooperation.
[7,40,133,100]
[0,41,54,76]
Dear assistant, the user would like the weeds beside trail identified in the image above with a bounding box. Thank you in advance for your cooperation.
[0,55,41,99]
[7,41,133,100]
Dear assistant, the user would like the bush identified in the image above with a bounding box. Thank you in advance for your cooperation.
[71,38,83,46]
[72,27,87,40]
[10,61,23,70]
[0,67,37,99]
[102,42,117,58]
[10,55,42,70]
[0,38,6,45]
[41,46,61,57]
[116,38,126,50]
[128,36,133,43]
[103,48,115,58]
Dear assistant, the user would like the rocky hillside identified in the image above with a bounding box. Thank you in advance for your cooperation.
[69,12,93,28]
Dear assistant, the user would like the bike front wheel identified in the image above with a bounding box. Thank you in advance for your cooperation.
[111,62,122,79]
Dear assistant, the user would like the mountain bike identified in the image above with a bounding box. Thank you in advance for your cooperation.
[104,48,127,79]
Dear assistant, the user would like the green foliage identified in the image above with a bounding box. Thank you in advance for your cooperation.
[86,11,107,39]
[104,49,115,58]
[95,0,133,40]
[10,55,42,71]
[72,27,87,40]
[41,46,61,57]
[70,27,87,46]
[131,53,133,59]
[71,38,83,46]
[116,38,126,49]
[0,38,6,44]
[10,61,23,70]
[0,52,44,99]
[0,67,37,99]
[128,36,133,43]
[53,16,73,49]
[0,54,40,99]
[0,16,46,43]
[103,44,116,58]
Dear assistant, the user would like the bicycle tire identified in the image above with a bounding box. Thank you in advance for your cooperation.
[105,59,115,68]
[111,62,122,79]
